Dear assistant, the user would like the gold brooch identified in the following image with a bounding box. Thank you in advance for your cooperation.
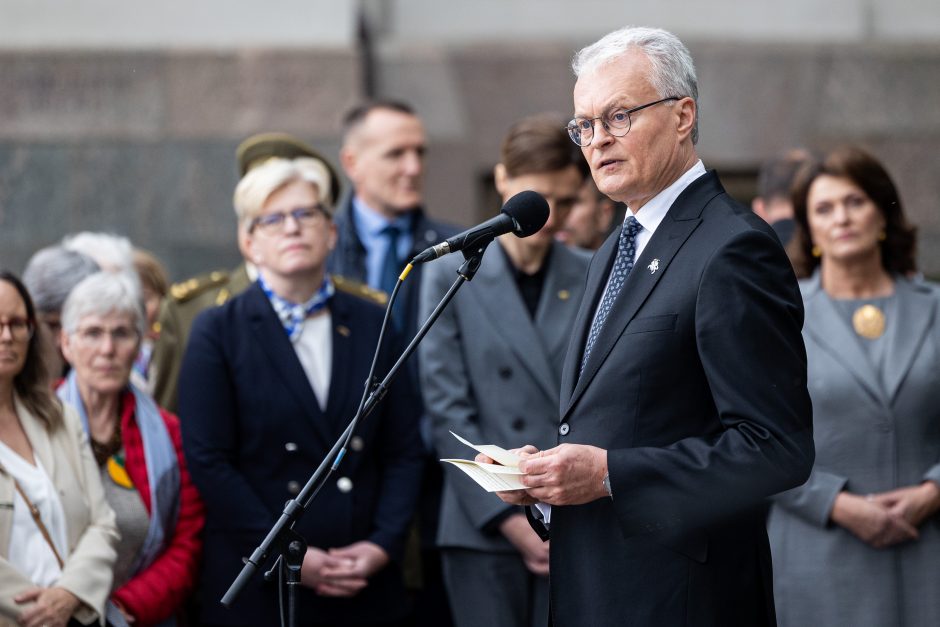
[852,304,885,339]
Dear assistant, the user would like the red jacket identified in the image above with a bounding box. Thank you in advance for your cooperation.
[111,391,205,626]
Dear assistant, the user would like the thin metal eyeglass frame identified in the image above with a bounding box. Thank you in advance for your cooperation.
[566,96,681,147]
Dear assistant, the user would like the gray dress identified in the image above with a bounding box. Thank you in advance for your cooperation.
[768,274,940,627]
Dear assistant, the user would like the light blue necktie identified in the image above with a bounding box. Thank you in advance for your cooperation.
[580,216,642,373]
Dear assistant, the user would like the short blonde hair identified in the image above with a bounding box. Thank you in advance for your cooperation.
[233,157,333,226]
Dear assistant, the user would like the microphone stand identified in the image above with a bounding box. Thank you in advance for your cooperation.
[220,241,492,626]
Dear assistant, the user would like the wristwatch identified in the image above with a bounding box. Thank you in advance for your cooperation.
[602,473,612,499]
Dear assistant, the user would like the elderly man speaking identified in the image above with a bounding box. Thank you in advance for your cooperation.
[493,26,814,627]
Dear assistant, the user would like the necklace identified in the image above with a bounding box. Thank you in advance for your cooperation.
[852,304,886,339]
[90,426,122,467]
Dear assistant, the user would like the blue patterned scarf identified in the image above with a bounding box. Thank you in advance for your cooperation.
[57,372,180,582]
[258,273,334,342]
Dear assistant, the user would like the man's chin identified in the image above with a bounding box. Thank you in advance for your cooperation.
[390,204,421,216]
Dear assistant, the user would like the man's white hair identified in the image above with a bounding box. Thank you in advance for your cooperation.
[572,26,699,144]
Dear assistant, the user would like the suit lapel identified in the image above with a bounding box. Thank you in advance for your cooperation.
[559,231,619,409]
[246,285,335,446]
[803,278,884,406]
[561,171,729,419]
[15,396,56,478]
[565,214,700,417]
[468,244,558,400]
[535,245,588,381]
[324,292,354,428]
[883,278,936,404]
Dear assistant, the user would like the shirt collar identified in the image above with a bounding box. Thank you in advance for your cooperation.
[257,273,335,343]
[629,159,707,235]
[351,195,413,238]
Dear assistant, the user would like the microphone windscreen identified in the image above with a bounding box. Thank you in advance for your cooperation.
[502,190,550,238]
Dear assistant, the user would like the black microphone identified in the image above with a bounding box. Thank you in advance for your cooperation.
[412,190,550,264]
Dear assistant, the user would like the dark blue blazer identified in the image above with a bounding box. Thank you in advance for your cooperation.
[179,283,423,626]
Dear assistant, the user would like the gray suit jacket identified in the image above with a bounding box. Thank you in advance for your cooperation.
[0,399,118,626]
[769,273,940,627]
[419,241,590,552]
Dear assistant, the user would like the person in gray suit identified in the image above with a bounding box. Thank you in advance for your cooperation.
[419,114,590,627]
[769,146,940,627]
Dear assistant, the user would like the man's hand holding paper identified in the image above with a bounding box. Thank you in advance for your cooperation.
[490,443,609,507]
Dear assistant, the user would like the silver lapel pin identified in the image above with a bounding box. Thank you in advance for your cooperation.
[648,258,660,274]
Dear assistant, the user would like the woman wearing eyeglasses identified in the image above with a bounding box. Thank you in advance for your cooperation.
[57,271,204,627]
[0,270,119,627]
[178,157,423,627]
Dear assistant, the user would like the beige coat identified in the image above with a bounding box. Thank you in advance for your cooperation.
[0,396,118,626]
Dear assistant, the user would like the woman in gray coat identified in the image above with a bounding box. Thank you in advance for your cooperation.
[769,146,940,627]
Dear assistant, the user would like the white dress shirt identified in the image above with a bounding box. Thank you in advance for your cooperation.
[294,312,332,412]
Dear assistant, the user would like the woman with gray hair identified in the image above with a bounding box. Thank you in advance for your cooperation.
[60,232,135,276]
[22,245,100,379]
[58,272,204,627]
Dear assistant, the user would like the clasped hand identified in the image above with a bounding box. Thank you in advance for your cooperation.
[15,586,80,627]
[301,541,389,597]
[831,481,940,549]
[480,443,608,507]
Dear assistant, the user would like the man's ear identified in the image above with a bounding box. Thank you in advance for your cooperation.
[339,145,358,181]
[675,97,696,141]
[494,163,509,197]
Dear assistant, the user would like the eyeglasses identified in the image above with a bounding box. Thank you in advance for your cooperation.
[73,325,140,348]
[249,205,329,234]
[566,96,681,147]
[0,317,34,342]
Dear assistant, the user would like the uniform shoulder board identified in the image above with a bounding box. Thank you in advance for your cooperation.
[332,274,388,306]
[169,270,230,304]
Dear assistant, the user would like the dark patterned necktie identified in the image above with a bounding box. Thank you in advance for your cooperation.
[580,216,642,373]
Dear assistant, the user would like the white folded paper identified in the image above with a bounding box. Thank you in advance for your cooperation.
[440,431,526,492]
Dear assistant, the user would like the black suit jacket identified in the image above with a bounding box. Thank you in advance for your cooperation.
[178,284,423,626]
[537,171,814,627]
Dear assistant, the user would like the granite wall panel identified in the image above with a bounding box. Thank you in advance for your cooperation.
[1,43,938,280]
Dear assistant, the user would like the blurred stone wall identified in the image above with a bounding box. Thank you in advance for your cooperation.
[2,40,939,279]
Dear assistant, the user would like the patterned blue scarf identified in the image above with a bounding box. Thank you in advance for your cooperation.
[258,273,335,342]
[57,372,180,583]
